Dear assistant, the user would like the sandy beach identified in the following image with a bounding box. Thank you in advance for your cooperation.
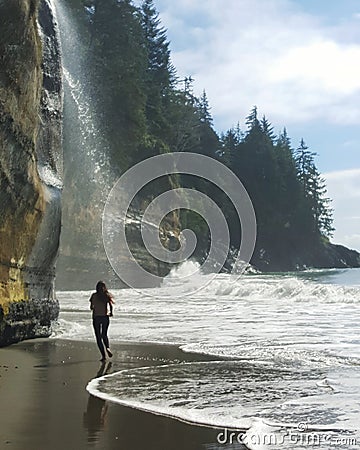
[0,339,245,450]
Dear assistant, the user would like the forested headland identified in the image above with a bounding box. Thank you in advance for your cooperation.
[62,0,359,273]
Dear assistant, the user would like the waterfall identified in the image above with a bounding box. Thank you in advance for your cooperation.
[54,0,118,289]
[53,0,178,290]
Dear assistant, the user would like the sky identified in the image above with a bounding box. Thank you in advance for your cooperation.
[148,0,360,251]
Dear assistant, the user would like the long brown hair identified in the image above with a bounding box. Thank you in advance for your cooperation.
[96,281,114,304]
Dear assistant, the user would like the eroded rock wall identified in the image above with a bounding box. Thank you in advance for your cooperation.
[0,0,62,345]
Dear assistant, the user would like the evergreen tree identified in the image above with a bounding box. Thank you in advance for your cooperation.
[220,127,241,166]
[294,139,316,196]
[294,139,334,237]
[306,163,334,237]
[140,0,176,144]
[193,90,219,158]
[166,89,200,153]
[89,0,147,167]
[197,90,213,125]
[244,106,278,189]
[274,128,302,236]
[275,128,298,197]
[140,0,175,89]
[245,105,260,131]
[260,115,275,142]
[72,1,339,270]
[276,127,291,149]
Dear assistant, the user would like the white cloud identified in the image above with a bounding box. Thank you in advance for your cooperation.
[325,168,360,197]
[336,234,360,252]
[157,0,360,130]
[269,41,360,95]
[154,0,360,251]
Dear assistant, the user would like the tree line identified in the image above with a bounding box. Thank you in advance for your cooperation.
[79,0,334,269]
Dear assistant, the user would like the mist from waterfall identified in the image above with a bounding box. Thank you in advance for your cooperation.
[56,0,113,191]
[54,0,119,288]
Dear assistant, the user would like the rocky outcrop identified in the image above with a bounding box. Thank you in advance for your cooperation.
[0,0,62,346]
[252,238,360,273]
[297,241,360,270]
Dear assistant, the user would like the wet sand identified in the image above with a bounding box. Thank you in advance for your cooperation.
[0,339,246,450]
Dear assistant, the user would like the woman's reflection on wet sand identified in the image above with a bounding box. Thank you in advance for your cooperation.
[83,361,112,443]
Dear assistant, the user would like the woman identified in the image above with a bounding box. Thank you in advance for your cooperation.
[89,281,114,361]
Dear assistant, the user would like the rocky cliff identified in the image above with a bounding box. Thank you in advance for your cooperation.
[251,237,360,272]
[0,0,62,346]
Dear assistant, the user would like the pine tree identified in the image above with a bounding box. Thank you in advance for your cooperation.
[277,127,291,149]
[89,0,147,167]
[140,0,175,90]
[274,128,302,235]
[244,107,278,182]
[307,164,334,237]
[294,139,334,236]
[245,105,260,132]
[221,127,241,166]
[197,90,213,125]
[294,139,316,196]
[140,0,176,143]
[275,128,297,190]
[260,115,275,142]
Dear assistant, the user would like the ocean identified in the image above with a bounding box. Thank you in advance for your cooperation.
[53,264,360,449]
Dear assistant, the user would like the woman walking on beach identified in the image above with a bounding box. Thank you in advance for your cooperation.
[89,281,114,361]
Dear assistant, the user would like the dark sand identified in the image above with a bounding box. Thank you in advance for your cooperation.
[0,339,246,450]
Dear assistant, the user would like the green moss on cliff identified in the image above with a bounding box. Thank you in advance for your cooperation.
[0,0,45,309]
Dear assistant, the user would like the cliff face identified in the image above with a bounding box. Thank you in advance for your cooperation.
[0,0,62,346]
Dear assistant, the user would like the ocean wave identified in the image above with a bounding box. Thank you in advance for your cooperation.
[86,361,360,449]
[202,275,360,304]
[50,318,89,339]
[180,343,360,369]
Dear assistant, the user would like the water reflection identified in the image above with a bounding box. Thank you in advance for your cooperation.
[83,361,112,443]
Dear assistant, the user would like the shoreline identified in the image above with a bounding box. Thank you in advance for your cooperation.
[0,338,247,450]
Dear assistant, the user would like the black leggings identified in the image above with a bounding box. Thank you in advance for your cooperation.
[93,316,110,358]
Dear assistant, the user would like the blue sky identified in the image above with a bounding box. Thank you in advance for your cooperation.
[148,0,360,251]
